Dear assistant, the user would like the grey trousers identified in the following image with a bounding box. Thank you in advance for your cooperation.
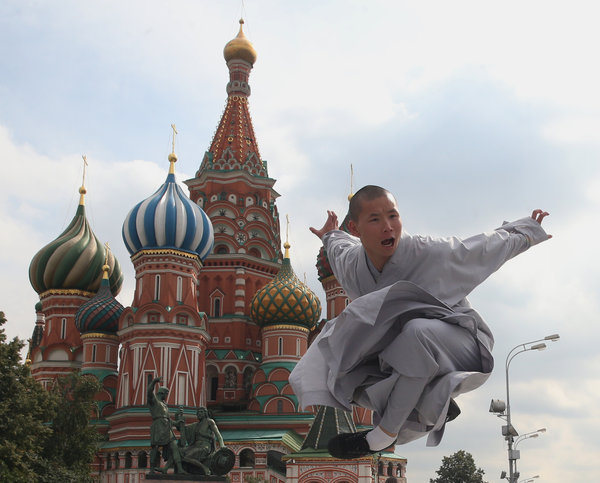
[352,317,483,434]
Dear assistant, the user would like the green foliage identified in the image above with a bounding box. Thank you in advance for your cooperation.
[0,311,102,483]
[0,311,56,482]
[430,450,487,483]
[40,372,103,482]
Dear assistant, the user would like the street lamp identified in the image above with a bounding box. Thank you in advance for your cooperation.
[515,428,546,449]
[514,429,546,476]
[518,476,539,483]
[490,334,559,482]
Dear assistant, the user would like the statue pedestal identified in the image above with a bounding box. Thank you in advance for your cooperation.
[145,474,227,482]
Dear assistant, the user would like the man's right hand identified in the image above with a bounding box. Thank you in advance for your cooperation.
[309,210,339,240]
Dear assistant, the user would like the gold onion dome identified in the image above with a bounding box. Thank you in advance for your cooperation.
[251,247,321,329]
[224,19,257,65]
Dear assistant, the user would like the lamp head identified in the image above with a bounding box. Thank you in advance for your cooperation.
[489,399,506,414]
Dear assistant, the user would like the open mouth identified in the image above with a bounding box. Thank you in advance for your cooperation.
[381,237,395,247]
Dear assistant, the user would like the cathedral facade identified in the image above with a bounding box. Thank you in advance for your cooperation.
[26,20,407,483]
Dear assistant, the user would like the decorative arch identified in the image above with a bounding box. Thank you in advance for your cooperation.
[263,397,294,414]
[239,448,255,468]
[206,365,219,402]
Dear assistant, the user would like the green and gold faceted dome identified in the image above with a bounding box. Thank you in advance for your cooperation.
[251,243,321,329]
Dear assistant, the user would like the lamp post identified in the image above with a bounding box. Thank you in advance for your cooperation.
[490,334,559,482]
[514,428,546,476]
[518,476,539,483]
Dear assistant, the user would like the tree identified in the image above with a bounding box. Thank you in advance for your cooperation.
[430,450,487,483]
[0,311,103,483]
[38,372,103,483]
[0,311,56,483]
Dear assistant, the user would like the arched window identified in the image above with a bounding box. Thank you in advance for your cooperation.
[154,275,161,300]
[125,452,132,469]
[213,298,221,317]
[388,462,394,476]
[239,448,255,468]
[216,245,229,254]
[206,366,219,401]
[91,344,97,362]
[137,451,147,468]
[106,455,112,470]
[114,452,120,469]
[277,399,283,413]
[278,337,283,356]
[61,318,67,339]
[176,276,183,302]
[296,338,300,356]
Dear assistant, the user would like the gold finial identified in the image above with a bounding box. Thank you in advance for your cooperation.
[168,124,178,174]
[284,214,291,259]
[102,242,111,279]
[79,155,88,205]
[347,163,354,201]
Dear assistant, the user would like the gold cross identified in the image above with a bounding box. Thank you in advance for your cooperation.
[82,154,88,187]
[285,214,290,244]
[171,123,178,153]
[104,242,111,266]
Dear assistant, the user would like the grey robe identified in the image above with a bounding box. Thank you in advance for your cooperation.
[289,216,548,446]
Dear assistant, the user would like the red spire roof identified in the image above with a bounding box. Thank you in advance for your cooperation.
[197,22,267,178]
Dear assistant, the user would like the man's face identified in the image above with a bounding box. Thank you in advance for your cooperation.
[157,389,169,401]
[348,193,402,271]
[197,409,208,421]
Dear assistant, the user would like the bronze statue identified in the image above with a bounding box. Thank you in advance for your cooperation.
[147,377,185,474]
[175,406,235,475]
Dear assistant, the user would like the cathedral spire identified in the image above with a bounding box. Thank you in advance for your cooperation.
[197,19,266,178]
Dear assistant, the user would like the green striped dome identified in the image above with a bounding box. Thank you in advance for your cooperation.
[250,256,321,329]
[29,204,123,295]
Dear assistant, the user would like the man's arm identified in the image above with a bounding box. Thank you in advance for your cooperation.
[147,377,161,406]
[403,210,551,306]
[208,419,225,449]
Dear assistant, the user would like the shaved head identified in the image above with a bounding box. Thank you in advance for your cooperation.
[349,185,394,221]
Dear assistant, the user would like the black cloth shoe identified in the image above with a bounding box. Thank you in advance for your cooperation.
[328,430,376,459]
[446,398,461,423]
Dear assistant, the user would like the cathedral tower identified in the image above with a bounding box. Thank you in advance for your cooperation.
[248,240,321,414]
[28,177,123,387]
[108,146,214,445]
[185,20,282,410]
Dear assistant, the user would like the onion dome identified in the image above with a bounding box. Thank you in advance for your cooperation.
[29,187,123,295]
[122,153,214,260]
[75,264,124,334]
[251,242,321,329]
[224,19,257,65]
[315,213,352,281]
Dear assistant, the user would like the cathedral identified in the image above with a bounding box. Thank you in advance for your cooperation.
[26,19,407,483]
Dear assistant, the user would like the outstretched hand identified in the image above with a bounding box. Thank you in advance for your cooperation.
[309,210,339,239]
[531,209,552,239]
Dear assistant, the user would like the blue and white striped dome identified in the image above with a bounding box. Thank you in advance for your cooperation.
[122,169,214,260]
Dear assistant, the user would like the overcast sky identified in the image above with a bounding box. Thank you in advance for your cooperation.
[1,1,599,481]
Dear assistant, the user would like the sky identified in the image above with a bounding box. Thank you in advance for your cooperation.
[1,0,599,481]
